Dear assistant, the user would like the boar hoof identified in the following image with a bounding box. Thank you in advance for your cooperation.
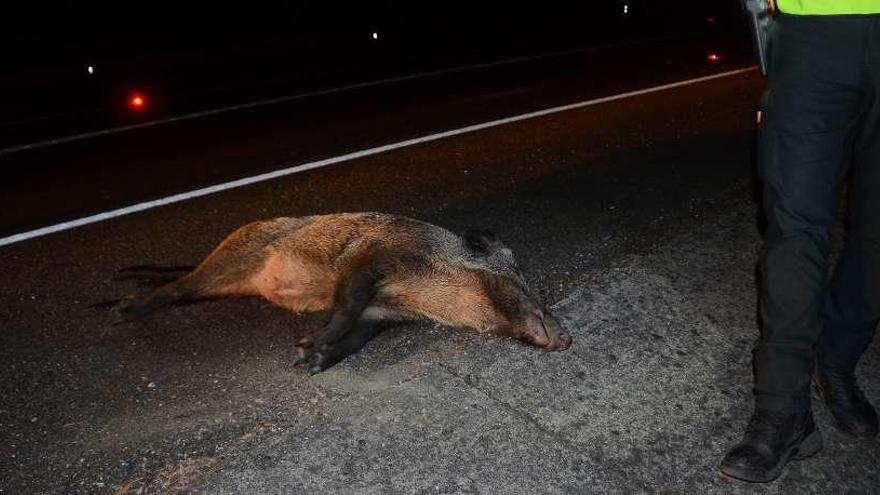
[308,352,330,375]
[292,340,315,366]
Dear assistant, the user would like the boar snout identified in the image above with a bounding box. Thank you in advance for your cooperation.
[522,308,572,351]
[553,330,573,351]
[542,313,572,351]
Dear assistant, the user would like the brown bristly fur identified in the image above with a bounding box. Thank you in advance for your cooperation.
[116,212,570,372]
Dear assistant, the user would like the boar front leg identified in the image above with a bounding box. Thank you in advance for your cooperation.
[306,309,397,373]
[294,256,386,372]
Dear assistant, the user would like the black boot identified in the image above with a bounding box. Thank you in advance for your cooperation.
[720,409,823,483]
[814,367,879,438]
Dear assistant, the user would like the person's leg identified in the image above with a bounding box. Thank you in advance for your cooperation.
[816,18,880,436]
[722,13,869,483]
[752,13,866,414]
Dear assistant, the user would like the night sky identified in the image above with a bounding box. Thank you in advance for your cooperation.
[1,1,746,124]
[3,2,742,67]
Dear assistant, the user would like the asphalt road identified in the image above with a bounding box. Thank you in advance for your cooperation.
[0,34,746,237]
[1,38,878,494]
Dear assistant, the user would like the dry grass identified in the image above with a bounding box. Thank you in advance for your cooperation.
[115,457,219,494]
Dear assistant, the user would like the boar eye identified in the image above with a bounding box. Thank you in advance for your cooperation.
[488,282,526,320]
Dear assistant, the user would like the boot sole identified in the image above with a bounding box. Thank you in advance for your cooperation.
[720,429,823,483]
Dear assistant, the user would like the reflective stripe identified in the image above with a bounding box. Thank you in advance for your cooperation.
[777,0,880,14]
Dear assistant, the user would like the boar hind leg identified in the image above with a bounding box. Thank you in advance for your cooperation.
[115,273,207,323]
[116,235,268,323]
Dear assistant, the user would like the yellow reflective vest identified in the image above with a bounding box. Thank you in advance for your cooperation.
[777,0,880,14]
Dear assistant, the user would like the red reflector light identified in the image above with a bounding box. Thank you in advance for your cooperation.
[129,93,146,110]
[707,53,722,63]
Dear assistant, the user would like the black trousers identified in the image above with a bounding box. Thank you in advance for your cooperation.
[754,13,880,413]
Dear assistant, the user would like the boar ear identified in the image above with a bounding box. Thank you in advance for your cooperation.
[464,229,500,255]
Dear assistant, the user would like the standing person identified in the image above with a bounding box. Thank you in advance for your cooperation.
[721,0,880,483]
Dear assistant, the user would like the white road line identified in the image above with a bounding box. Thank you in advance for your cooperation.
[0,66,757,248]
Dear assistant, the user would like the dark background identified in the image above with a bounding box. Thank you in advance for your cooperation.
[1,1,747,135]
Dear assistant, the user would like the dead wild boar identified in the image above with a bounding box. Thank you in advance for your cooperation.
[116,212,571,373]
